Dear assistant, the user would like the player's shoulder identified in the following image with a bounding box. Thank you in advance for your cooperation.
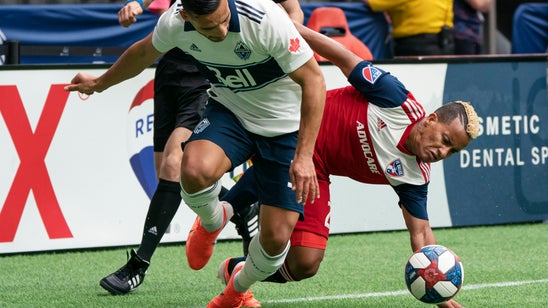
[157,1,184,28]
[234,0,287,24]
[234,0,273,17]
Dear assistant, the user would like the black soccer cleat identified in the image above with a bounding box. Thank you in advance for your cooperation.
[99,249,149,295]
[231,202,259,255]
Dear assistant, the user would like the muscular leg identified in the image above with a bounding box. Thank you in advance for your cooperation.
[265,180,329,283]
[100,48,212,294]
[225,167,329,283]
[284,245,325,281]
[180,139,232,230]
[137,127,191,261]
[155,127,192,181]
[180,140,231,193]
[234,205,298,291]
[257,205,299,255]
[99,116,200,295]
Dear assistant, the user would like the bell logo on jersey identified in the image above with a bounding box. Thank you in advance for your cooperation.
[205,58,285,91]
[386,159,404,177]
[208,66,258,88]
[362,65,382,84]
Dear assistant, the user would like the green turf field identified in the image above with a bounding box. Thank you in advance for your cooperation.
[1,223,546,307]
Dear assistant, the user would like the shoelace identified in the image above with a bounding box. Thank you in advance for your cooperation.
[114,264,133,280]
[114,251,143,280]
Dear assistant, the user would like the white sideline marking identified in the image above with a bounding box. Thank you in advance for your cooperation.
[263,279,548,304]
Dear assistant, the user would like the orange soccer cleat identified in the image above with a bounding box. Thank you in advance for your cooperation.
[186,201,233,270]
[208,258,260,308]
[216,258,261,307]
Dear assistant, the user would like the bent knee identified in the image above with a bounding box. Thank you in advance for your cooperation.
[291,259,321,281]
[179,160,217,192]
[286,246,324,281]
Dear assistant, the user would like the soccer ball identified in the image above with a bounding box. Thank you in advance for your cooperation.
[404,245,464,304]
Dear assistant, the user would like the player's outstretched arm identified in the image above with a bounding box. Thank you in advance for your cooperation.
[64,33,163,94]
[401,205,436,253]
[402,206,465,308]
[294,22,362,78]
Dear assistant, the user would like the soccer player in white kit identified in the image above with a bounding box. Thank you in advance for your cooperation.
[99,0,305,300]
[65,0,325,307]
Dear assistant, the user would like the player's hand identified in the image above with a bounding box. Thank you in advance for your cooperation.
[63,72,101,95]
[289,155,319,204]
[437,299,464,308]
[118,1,144,27]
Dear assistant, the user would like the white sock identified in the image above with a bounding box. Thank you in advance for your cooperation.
[234,235,290,292]
[180,182,224,231]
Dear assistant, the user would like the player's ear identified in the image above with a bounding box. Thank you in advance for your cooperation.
[424,113,438,127]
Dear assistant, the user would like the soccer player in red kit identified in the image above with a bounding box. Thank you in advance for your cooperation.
[213,22,480,308]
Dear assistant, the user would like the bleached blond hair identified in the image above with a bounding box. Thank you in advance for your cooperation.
[456,101,479,139]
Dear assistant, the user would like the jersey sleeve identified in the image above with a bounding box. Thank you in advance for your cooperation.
[151,5,179,53]
[347,61,409,108]
[260,5,313,74]
[392,182,429,220]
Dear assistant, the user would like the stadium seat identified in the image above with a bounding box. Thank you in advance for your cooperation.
[306,7,373,62]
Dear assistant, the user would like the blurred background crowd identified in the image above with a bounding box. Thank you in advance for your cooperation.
[1,0,548,65]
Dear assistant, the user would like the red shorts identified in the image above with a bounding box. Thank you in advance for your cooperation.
[291,179,331,250]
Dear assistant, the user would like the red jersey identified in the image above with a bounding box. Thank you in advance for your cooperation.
[314,61,431,219]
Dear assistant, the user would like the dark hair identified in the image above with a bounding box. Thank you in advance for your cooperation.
[181,0,221,15]
[435,102,467,127]
[434,101,479,139]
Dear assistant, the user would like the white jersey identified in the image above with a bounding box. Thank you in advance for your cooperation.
[152,0,314,137]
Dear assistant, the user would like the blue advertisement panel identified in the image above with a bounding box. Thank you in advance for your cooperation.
[443,61,548,226]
